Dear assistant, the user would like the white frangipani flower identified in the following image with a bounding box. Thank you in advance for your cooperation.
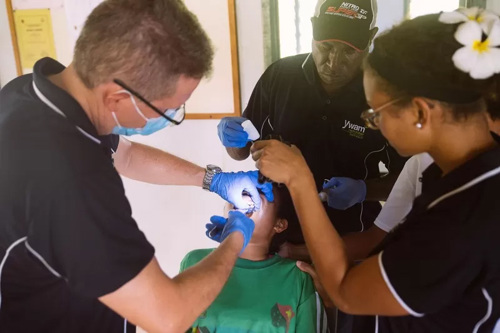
[439,7,499,33]
[452,20,500,79]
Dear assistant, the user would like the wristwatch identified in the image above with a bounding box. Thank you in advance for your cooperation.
[202,164,222,190]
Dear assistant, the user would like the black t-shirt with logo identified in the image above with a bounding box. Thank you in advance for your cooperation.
[244,54,407,239]
[0,58,154,332]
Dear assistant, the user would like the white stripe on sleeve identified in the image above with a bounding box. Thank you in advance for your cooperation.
[378,252,425,317]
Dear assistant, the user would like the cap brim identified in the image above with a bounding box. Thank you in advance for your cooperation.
[313,38,365,52]
[312,18,371,51]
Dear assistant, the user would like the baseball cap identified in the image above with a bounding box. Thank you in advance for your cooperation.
[312,0,378,51]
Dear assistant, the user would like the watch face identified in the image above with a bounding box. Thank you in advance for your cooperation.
[207,164,221,172]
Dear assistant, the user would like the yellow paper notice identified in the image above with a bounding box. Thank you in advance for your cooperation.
[13,9,57,70]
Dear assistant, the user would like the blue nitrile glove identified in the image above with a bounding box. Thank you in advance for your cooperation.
[322,177,367,210]
[205,211,255,251]
[246,170,274,203]
[205,215,227,243]
[217,117,250,148]
[210,171,274,210]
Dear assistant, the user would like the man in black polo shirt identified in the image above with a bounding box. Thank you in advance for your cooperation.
[218,0,406,251]
[0,1,269,332]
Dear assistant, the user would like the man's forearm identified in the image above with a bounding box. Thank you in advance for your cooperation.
[114,138,205,186]
[282,226,386,263]
[280,243,311,262]
[99,234,244,333]
[172,233,243,328]
[364,173,398,201]
[342,226,387,262]
[226,143,251,161]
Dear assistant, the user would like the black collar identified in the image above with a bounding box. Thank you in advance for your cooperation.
[421,145,500,207]
[32,57,100,139]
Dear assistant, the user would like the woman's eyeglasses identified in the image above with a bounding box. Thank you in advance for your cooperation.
[113,79,186,125]
[361,97,405,130]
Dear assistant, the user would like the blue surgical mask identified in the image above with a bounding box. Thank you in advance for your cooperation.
[111,91,174,136]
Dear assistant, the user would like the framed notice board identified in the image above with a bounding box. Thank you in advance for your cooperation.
[6,0,23,76]
[5,0,242,119]
[182,0,242,119]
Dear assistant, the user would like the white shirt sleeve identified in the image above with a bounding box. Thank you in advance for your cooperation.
[374,153,433,232]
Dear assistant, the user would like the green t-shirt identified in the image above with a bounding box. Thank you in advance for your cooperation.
[180,249,327,333]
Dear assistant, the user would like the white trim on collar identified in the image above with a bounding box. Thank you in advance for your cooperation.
[427,166,500,209]
[32,81,102,145]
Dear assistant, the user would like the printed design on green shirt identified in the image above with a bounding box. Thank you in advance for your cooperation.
[270,303,295,333]
[190,311,209,333]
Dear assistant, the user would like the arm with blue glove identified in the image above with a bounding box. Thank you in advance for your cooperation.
[320,173,400,210]
[115,138,272,209]
[205,211,255,252]
[321,177,367,210]
[217,117,260,161]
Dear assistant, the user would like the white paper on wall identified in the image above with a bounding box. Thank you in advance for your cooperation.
[182,0,235,114]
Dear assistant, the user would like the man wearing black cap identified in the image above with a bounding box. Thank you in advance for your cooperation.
[217,0,406,258]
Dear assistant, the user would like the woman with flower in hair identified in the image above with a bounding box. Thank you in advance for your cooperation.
[251,7,500,333]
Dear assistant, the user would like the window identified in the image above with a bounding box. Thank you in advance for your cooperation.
[407,0,463,18]
[277,0,316,58]
[272,0,471,60]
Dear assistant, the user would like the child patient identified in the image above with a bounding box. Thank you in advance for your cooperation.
[180,186,327,333]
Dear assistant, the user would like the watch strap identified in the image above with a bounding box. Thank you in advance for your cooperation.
[202,164,222,190]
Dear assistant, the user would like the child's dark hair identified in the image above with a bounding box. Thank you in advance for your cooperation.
[365,13,500,120]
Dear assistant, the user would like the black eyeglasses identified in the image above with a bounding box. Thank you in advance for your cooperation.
[113,79,186,125]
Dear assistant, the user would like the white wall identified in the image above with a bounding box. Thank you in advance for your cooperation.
[487,0,500,13]
[235,0,265,108]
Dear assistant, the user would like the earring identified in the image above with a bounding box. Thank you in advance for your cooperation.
[416,123,423,129]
